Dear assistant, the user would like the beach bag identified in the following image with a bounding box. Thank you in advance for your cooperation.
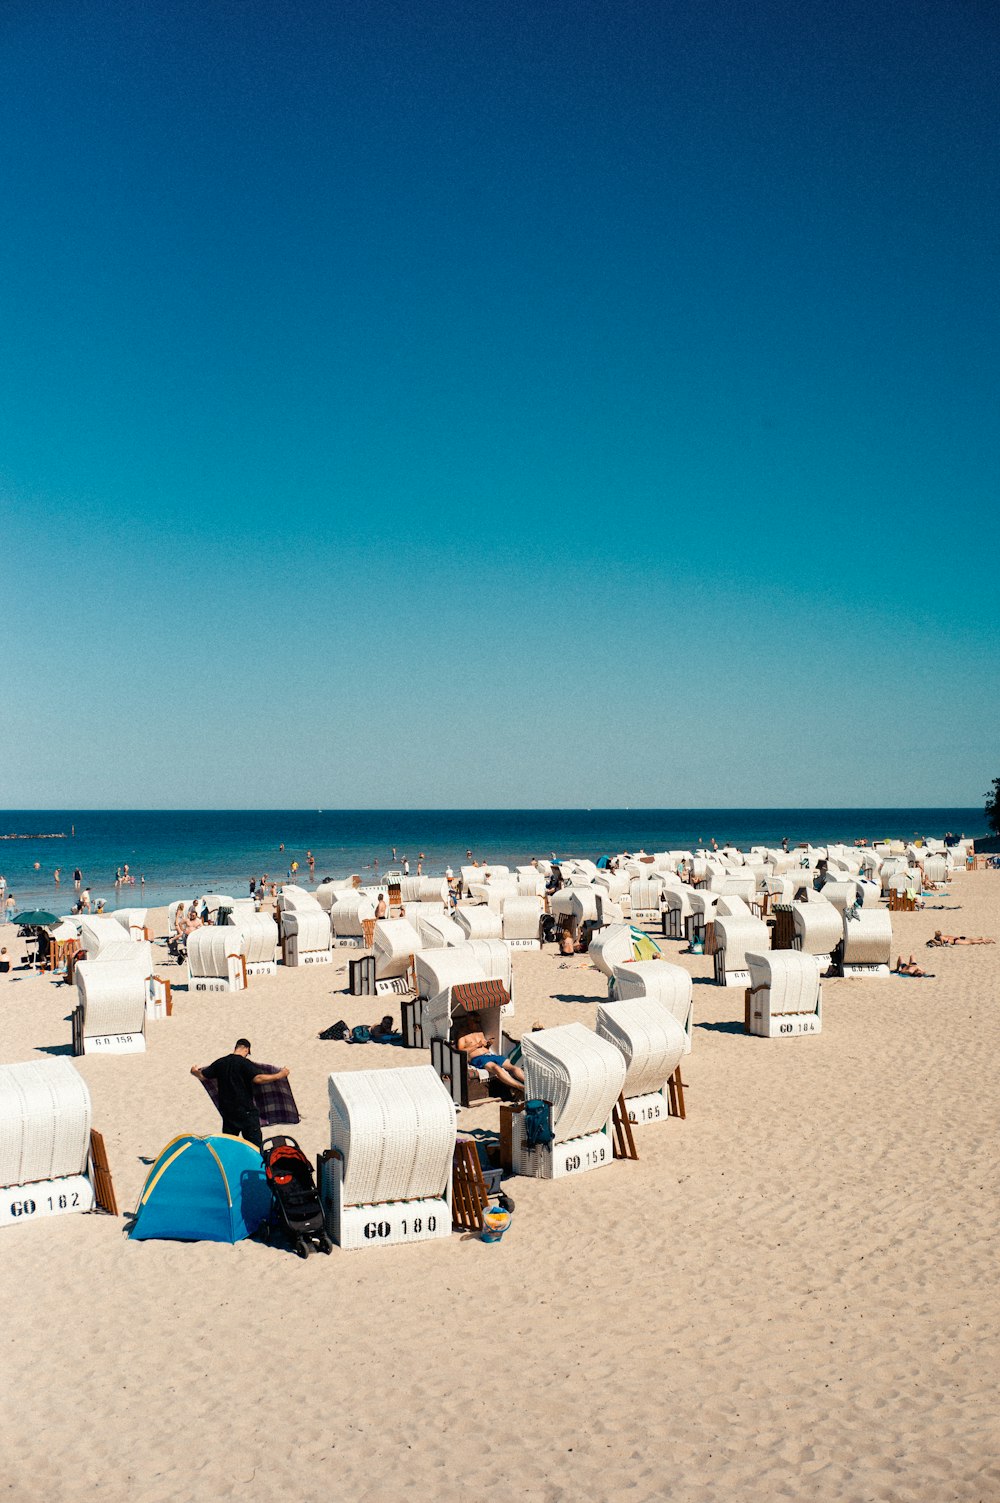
[522,1099,554,1150]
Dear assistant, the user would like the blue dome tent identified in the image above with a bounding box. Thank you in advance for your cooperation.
[130,1134,271,1243]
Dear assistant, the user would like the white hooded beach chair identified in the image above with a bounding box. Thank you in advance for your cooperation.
[405,947,489,1048]
[372,918,422,983]
[414,911,465,950]
[72,960,147,1054]
[921,855,948,885]
[516,870,547,898]
[320,1066,456,1249]
[505,1023,626,1180]
[79,916,134,958]
[426,978,516,1107]
[663,886,697,940]
[111,908,148,942]
[282,907,334,968]
[315,878,357,910]
[838,909,892,977]
[820,881,862,915]
[629,877,664,924]
[0,1060,104,1222]
[745,951,822,1037]
[713,915,770,987]
[186,926,249,992]
[454,906,503,942]
[501,897,542,948]
[588,923,636,978]
[611,960,694,1054]
[791,900,842,970]
[686,890,718,945]
[227,911,279,974]
[596,997,687,1125]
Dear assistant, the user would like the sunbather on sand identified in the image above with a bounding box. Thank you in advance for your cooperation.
[927,931,996,947]
[894,955,934,977]
[456,1029,525,1093]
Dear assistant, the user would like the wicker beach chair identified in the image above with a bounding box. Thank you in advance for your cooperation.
[319,1065,456,1248]
[596,996,687,1124]
[744,951,822,1037]
[503,1023,626,1181]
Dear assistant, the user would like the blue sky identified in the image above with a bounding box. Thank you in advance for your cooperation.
[1,0,997,808]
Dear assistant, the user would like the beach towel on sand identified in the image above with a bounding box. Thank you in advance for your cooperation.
[200,1061,300,1127]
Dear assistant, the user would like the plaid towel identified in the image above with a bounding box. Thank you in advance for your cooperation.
[451,979,510,1014]
[200,1061,301,1128]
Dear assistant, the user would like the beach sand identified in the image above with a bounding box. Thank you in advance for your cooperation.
[0,874,998,1503]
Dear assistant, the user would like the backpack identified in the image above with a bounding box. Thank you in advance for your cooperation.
[522,1099,554,1149]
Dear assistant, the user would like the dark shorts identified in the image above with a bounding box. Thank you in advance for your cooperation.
[220,1112,263,1149]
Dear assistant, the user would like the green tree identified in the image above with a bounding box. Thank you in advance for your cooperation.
[985,778,1000,837]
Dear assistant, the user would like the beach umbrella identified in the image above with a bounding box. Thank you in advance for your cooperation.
[629,926,662,961]
[13,910,60,928]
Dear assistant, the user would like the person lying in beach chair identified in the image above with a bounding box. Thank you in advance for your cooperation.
[454,1026,525,1095]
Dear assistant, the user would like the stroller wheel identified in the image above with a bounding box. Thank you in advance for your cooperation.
[295,1238,310,1259]
[319,1233,334,1255]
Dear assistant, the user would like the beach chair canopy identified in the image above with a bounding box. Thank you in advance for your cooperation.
[79,916,133,956]
[187,926,248,977]
[373,918,422,978]
[521,1023,626,1144]
[414,946,488,1000]
[281,909,332,950]
[454,906,503,941]
[130,1134,271,1243]
[791,901,842,955]
[590,925,662,978]
[86,939,153,976]
[842,909,892,964]
[231,912,279,964]
[111,908,147,935]
[596,996,686,1098]
[0,1059,92,1189]
[746,951,821,1015]
[414,911,465,949]
[465,938,513,993]
[75,960,147,1036]
[327,1065,457,1207]
[501,898,542,941]
[330,893,376,935]
[278,885,323,914]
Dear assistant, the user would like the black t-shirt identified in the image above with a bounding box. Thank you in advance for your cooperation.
[203,1054,259,1118]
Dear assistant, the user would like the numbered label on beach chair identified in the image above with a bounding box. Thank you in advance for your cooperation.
[335,1197,451,1250]
[1,1174,95,1225]
[299,950,334,965]
[85,1032,145,1054]
[626,1092,665,1125]
[773,1016,821,1035]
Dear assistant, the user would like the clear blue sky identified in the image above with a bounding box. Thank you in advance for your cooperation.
[1,0,997,808]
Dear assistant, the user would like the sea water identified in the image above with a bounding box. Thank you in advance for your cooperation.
[0,808,983,913]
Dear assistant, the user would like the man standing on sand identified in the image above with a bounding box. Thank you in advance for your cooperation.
[190,1040,290,1149]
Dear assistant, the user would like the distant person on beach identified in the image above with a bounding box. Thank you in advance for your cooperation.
[4,894,15,923]
[54,868,60,885]
[190,1040,290,1149]
[781,836,789,852]
[73,869,82,890]
[0,947,9,973]
[927,931,995,947]
[416,860,422,876]
[375,892,387,919]
[249,878,256,895]
[279,844,284,852]
[81,888,91,912]
[402,858,410,876]
[894,955,933,977]
[307,851,315,878]
[0,875,6,901]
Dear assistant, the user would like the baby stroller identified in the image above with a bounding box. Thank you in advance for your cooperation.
[261,1136,333,1258]
[167,933,187,966]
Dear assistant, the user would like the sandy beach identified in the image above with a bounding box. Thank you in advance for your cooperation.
[1,872,998,1503]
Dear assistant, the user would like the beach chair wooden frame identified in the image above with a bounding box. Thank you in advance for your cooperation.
[89,1130,118,1215]
[451,1139,491,1231]
[610,1095,639,1160]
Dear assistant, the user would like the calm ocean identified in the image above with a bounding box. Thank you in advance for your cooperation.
[0,808,984,913]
